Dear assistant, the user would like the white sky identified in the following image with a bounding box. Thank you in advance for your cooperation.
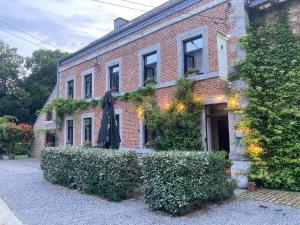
[0,0,168,56]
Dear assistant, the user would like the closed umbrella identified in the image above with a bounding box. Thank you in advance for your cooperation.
[97,91,121,149]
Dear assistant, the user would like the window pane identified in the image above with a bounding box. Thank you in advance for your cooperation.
[85,74,92,99]
[110,65,119,92]
[143,52,157,86]
[67,120,73,145]
[185,37,203,53]
[145,53,157,65]
[68,80,74,98]
[84,118,92,143]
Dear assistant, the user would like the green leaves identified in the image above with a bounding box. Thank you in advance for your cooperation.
[143,151,235,215]
[41,147,142,201]
[236,12,300,191]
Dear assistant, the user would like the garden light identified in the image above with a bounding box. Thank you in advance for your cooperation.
[176,102,185,112]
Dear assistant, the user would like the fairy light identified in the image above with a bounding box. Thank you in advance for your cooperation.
[136,106,144,119]
[176,102,185,112]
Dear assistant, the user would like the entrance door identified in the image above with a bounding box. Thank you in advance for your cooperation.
[205,104,230,155]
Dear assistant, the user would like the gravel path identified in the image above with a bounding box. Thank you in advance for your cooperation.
[0,159,299,225]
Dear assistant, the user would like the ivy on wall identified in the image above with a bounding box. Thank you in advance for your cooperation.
[41,98,102,125]
[122,79,204,151]
[232,11,300,191]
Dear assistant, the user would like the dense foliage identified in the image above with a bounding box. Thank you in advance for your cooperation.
[143,151,235,215]
[233,12,300,191]
[41,98,102,124]
[41,147,142,201]
[0,42,68,124]
[0,116,33,158]
[146,78,204,150]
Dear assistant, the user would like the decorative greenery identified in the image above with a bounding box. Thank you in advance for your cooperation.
[41,147,142,201]
[233,12,300,191]
[146,78,204,150]
[41,98,102,124]
[0,116,33,158]
[143,151,236,215]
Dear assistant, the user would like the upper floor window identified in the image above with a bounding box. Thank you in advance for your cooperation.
[183,36,203,75]
[109,65,119,92]
[46,111,53,121]
[67,80,74,98]
[83,117,92,146]
[143,52,158,86]
[66,119,74,146]
[84,74,93,99]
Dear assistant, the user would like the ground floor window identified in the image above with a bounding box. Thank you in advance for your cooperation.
[45,132,55,147]
[83,117,92,145]
[66,119,73,146]
[205,103,229,155]
[143,119,156,148]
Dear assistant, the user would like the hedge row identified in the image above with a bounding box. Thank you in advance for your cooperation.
[41,148,141,201]
[143,151,236,215]
[41,148,235,215]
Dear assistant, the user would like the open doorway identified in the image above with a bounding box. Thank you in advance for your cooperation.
[205,103,230,156]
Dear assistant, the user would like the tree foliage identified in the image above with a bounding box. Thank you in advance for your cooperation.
[0,45,68,124]
[234,12,300,191]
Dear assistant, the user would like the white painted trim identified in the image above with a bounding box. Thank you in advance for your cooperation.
[64,116,74,147]
[65,75,76,98]
[59,0,227,72]
[81,68,95,99]
[105,58,122,93]
[114,109,123,148]
[81,112,94,146]
[138,43,161,87]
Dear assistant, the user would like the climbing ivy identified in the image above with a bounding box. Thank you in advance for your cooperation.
[41,98,102,125]
[233,12,300,191]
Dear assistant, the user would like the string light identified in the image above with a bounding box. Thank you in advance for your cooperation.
[176,102,185,112]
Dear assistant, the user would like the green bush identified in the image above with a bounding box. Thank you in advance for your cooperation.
[41,148,76,187]
[41,147,142,201]
[143,151,235,215]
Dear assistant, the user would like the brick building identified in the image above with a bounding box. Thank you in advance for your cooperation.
[33,0,299,187]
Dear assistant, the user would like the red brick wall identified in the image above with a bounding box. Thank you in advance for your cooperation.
[58,0,239,149]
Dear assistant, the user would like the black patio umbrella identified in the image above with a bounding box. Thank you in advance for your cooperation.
[97,90,121,149]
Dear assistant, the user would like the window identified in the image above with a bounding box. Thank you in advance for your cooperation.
[66,120,73,146]
[84,74,93,99]
[143,118,156,148]
[67,80,74,98]
[183,36,203,75]
[143,52,158,86]
[46,111,53,121]
[83,118,92,145]
[45,132,55,147]
[109,65,119,92]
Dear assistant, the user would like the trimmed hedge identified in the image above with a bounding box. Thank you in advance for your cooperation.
[41,147,141,201]
[143,151,236,215]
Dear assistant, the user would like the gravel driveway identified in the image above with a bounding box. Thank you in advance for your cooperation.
[0,159,299,225]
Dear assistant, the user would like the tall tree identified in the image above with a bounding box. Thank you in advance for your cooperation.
[0,42,68,124]
[22,50,69,124]
[0,41,24,98]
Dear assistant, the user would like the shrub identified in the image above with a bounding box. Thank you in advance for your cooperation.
[41,147,142,201]
[143,151,235,215]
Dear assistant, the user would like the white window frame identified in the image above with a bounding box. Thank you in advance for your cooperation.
[138,43,161,87]
[177,26,209,78]
[105,58,122,94]
[65,75,76,98]
[81,68,95,99]
[64,116,74,146]
[81,112,94,146]
[114,109,123,148]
